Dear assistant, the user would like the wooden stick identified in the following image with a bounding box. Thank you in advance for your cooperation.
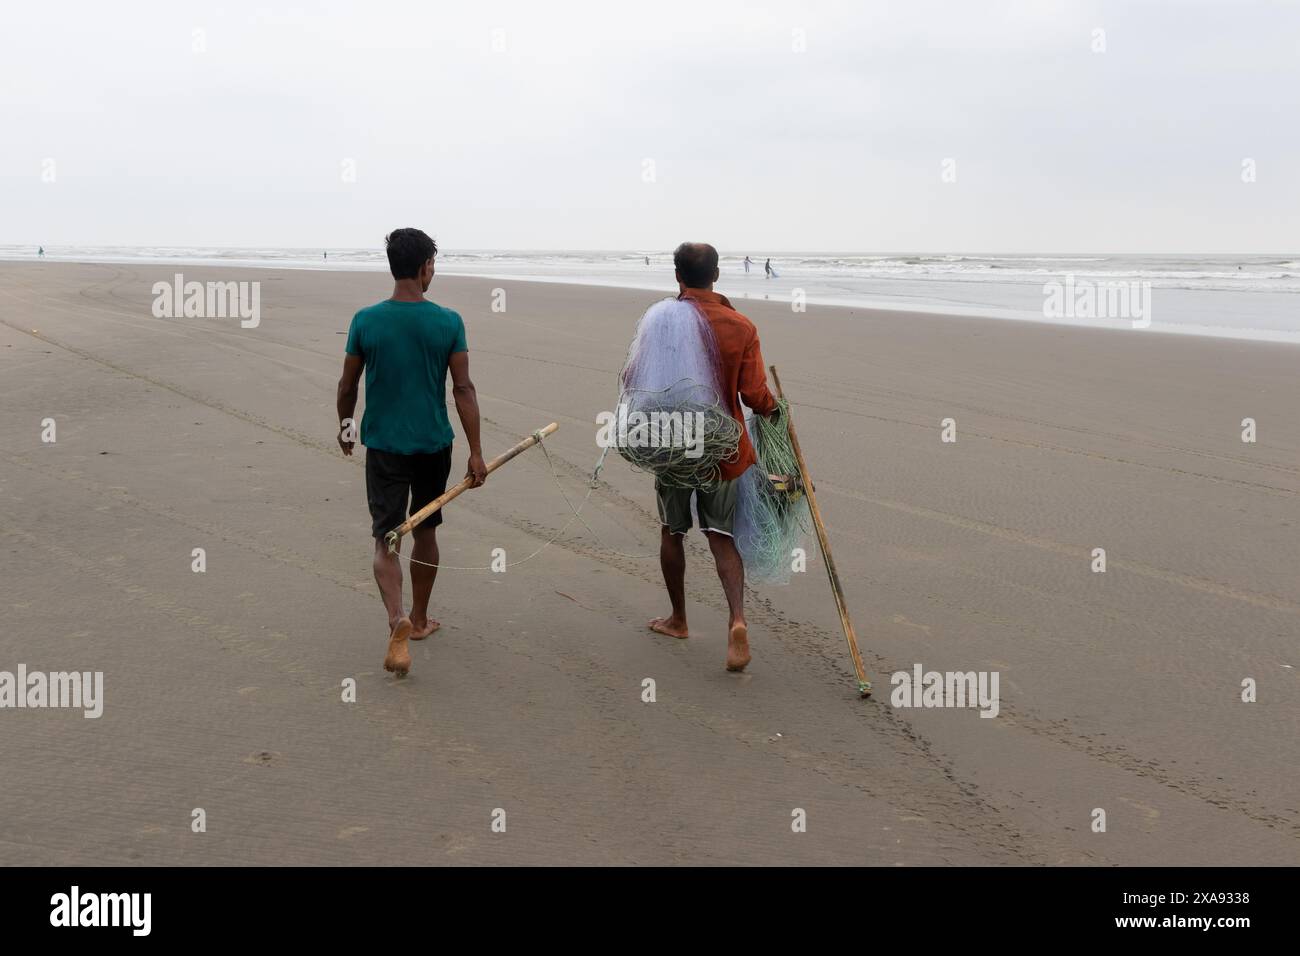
[385,423,560,552]
[769,367,871,697]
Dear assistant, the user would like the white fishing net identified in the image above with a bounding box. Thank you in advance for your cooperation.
[615,298,741,487]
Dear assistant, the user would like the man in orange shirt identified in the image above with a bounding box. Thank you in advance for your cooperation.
[648,242,778,671]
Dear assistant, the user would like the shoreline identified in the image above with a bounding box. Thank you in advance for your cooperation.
[4,255,1299,346]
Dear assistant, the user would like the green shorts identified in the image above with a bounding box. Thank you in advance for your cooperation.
[655,478,738,536]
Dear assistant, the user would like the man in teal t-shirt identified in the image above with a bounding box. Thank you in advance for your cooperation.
[336,228,486,678]
[344,296,466,455]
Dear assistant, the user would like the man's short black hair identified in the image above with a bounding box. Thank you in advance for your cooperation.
[673,242,719,289]
[385,228,437,279]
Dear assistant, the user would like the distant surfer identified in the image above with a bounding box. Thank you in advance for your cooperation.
[335,228,487,677]
[324,251,328,260]
[645,256,650,265]
[644,242,778,672]
[37,246,44,258]
[764,258,772,278]
[744,255,753,273]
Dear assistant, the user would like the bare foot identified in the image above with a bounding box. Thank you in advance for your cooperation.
[648,616,689,639]
[384,617,413,676]
[725,622,751,672]
[409,618,441,641]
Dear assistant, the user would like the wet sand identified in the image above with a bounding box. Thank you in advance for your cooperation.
[1,261,1297,865]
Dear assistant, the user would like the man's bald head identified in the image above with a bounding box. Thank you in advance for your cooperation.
[673,242,720,290]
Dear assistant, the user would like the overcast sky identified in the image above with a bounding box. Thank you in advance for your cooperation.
[4,0,1298,252]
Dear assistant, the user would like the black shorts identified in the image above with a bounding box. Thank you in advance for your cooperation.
[365,446,453,538]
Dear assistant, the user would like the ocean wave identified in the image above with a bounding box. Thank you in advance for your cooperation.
[4,245,1299,300]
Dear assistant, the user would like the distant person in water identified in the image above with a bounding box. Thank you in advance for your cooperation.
[324,251,328,260]
[744,255,752,273]
[336,228,486,678]
[764,258,772,278]
[37,246,44,258]
[645,256,650,265]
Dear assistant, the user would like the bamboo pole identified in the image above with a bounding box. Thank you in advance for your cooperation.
[769,367,871,697]
[385,423,560,552]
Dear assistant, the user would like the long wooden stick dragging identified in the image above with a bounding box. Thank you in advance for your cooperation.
[770,367,871,697]
[385,422,560,553]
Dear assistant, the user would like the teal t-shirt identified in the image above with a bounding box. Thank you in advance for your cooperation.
[345,299,468,455]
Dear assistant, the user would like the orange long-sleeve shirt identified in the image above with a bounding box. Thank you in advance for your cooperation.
[678,288,777,481]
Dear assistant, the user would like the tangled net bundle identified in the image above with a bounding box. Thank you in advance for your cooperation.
[615,299,741,488]
[735,399,811,585]
[614,299,808,583]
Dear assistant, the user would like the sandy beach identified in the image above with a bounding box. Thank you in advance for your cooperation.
[1,260,1296,866]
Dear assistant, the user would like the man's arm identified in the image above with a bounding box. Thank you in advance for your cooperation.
[450,351,487,487]
[738,329,778,418]
[336,353,364,456]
